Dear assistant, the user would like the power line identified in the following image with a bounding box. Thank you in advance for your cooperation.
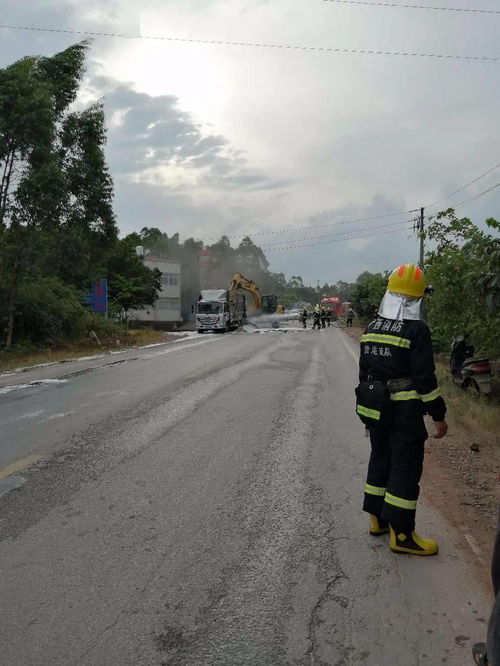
[0,24,498,61]
[425,162,500,208]
[264,226,411,252]
[453,181,500,212]
[259,217,413,247]
[322,0,500,15]
[261,176,500,250]
[205,209,415,241]
[210,160,499,244]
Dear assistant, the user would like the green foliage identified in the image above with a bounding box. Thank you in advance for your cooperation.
[0,277,88,345]
[107,236,162,314]
[351,272,388,322]
[83,314,127,342]
[0,42,117,347]
[425,210,500,357]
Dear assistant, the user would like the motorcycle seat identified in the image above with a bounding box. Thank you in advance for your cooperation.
[462,356,489,365]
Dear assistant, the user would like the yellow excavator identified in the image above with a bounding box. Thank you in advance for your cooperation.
[229,273,283,315]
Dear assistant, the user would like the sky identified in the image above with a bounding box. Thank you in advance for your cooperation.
[1,0,500,285]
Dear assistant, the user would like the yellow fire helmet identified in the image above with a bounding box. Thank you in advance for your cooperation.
[387,263,427,298]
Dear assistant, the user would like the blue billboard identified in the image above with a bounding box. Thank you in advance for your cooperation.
[83,279,108,314]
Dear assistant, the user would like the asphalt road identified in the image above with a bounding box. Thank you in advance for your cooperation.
[0,327,492,665]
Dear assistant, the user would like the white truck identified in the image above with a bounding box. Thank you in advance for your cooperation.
[195,290,246,333]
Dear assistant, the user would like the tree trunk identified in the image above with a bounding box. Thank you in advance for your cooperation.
[5,262,19,348]
[0,147,15,225]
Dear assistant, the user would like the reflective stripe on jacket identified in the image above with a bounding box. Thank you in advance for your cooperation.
[359,316,446,422]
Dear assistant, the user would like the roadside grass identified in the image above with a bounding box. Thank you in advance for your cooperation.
[436,361,500,448]
[0,328,172,374]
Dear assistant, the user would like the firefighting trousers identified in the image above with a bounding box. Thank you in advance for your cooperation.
[362,401,428,530]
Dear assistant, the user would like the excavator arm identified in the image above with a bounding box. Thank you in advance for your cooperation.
[229,273,262,309]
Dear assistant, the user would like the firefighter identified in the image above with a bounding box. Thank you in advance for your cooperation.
[320,307,327,329]
[312,306,321,330]
[300,306,308,329]
[473,508,500,665]
[357,263,447,556]
[326,308,332,327]
[346,307,354,327]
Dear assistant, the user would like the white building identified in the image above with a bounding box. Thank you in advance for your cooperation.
[131,257,182,328]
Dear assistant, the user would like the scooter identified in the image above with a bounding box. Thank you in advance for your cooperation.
[450,333,493,395]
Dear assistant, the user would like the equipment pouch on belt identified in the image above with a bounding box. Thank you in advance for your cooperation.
[355,380,390,428]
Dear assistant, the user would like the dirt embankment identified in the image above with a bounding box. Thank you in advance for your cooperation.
[343,324,499,582]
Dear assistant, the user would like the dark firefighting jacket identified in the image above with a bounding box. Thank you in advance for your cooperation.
[359,316,446,422]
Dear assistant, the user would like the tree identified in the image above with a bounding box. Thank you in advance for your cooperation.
[0,42,117,347]
[352,272,387,321]
[425,209,500,356]
[106,235,161,316]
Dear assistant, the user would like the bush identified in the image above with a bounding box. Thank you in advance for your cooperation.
[0,277,88,346]
[83,315,126,344]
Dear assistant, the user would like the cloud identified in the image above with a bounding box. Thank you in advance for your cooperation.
[2,0,500,286]
[86,75,287,196]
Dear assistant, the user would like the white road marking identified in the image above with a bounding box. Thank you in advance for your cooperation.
[0,378,68,395]
[146,336,221,358]
[45,411,75,421]
[0,339,221,396]
[334,327,359,364]
[15,410,47,421]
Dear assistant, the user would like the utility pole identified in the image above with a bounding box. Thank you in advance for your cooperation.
[418,207,425,267]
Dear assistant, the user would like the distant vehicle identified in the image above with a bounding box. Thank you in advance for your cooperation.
[320,297,343,318]
[195,290,246,333]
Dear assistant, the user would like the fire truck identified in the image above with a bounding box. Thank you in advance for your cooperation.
[320,297,343,317]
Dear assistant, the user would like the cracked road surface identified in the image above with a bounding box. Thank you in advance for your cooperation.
[0,328,491,665]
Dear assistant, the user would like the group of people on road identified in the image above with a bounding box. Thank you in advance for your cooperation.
[300,306,327,329]
[300,305,354,330]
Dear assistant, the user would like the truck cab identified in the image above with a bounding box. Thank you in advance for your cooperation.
[195,290,246,333]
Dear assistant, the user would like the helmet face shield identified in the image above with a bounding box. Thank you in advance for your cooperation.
[378,291,423,321]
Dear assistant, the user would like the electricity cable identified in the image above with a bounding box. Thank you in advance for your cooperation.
[322,0,500,15]
[452,181,500,212]
[0,24,498,61]
[425,162,500,209]
[258,217,414,247]
[204,209,415,241]
[264,226,412,252]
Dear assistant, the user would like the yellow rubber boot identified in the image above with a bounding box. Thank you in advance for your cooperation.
[390,527,439,555]
[369,515,390,536]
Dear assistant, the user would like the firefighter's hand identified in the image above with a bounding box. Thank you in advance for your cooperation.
[433,420,448,439]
